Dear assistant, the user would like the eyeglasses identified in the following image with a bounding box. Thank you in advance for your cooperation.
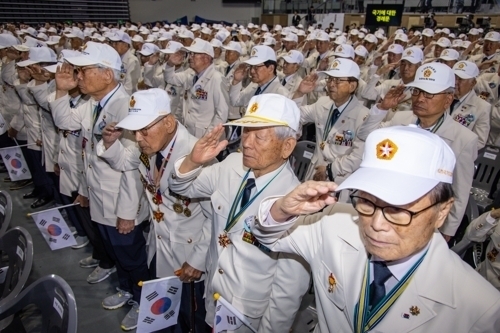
[74,65,100,76]
[350,194,441,226]
[326,77,353,84]
[131,116,165,136]
[410,87,449,99]
[249,64,266,71]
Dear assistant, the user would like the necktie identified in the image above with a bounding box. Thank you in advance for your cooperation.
[282,78,287,86]
[155,152,164,171]
[240,178,256,208]
[482,56,489,63]
[254,86,262,96]
[69,100,75,108]
[225,65,231,76]
[388,69,396,79]
[306,50,311,58]
[93,103,103,125]
[449,99,459,114]
[193,75,199,86]
[316,55,321,67]
[329,109,341,128]
[369,261,393,308]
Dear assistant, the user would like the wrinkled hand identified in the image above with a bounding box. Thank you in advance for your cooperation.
[116,218,135,235]
[7,127,17,139]
[54,163,60,176]
[270,181,338,222]
[36,139,43,147]
[148,52,160,66]
[373,55,383,67]
[491,208,500,219]
[479,60,497,71]
[183,124,227,171]
[17,68,31,83]
[318,56,330,71]
[167,50,185,67]
[378,85,407,111]
[313,166,327,181]
[232,63,249,84]
[175,262,203,283]
[102,122,123,149]
[376,62,398,76]
[298,73,318,94]
[55,62,78,91]
[74,194,89,207]
[28,64,51,83]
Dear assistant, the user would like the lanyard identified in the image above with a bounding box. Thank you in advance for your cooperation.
[144,136,177,190]
[224,165,285,232]
[322,96,353,143]
[255,76,277,95]
[92,84,121,130]
[354,251,428,333]
[415,114,445,134]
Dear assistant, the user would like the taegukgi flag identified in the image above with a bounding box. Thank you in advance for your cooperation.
[0,147,31,181]
[31,209,77,250]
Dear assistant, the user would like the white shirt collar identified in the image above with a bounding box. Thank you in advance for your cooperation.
[333,95,353,114]
[158,124,179,158]
[249,161,288,192]
[98,83,121,107]
[69,94,82,105]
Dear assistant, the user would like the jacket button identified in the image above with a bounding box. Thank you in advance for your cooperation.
[60,166,64,170]
[88,164,92,168]
[218,206,221,210]
[157,235,162,239]
[218,268,224,274]
[187,238,192,243]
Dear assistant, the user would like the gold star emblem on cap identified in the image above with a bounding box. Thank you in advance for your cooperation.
[409,306,420,316]
[376,139,398,160]
[332,60,340,68]
[458,62,466,69]
[338,46,343,52]
[423,69,432,78]
[249,102,258,113]
[130,96,136,108]
[82,43,88,51]
[251,48,257,56]
[405,49,413,56]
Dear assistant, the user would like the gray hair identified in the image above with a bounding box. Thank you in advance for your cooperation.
[96,65,121,82]
[443,87,455,94]
[428,182,454,204]
[274,126,297,140]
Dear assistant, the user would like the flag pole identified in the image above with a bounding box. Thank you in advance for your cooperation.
[27,202,80,217]
[213,293,257,333]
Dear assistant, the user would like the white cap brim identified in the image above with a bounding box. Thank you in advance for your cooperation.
[335,167,438,205]
[116,114,166,131]
[65,55,98,68]
[405,80,450,94]
[224,117,291,130]
[439,56,458,61]
[138,51,154,56]
[182,46,212,57]
[12,45,29,52]
[16,60,37,67]
[46,41,58,45]
[282,56,300,64]
[221,46,241,53]
[44,64,58,74]
[160,49,177,54]
[454,71,475,79]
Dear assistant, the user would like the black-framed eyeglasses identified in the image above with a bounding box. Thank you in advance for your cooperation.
[326,77,353,84]
[249,64,266,71]
[350,194,441,226]
[74,65,100,76]
[130,116,166,136]
[410,87,450,100]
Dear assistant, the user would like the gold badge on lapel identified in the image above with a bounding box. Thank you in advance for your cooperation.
[409,306,420,316]
[328,273,336,293]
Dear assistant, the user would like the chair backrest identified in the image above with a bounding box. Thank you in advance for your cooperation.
[0,191,13,238]
[472,146,500,196]
[0,275,77,333]
[290,140,316,182]
[0,227,33,306]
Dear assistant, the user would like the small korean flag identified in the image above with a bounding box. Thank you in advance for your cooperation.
[0,147,31,181]
[31,209,77,250]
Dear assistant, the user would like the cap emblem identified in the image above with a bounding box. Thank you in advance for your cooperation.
[376,139,398,160]
[249,102,258,113]
[129,96,136,108]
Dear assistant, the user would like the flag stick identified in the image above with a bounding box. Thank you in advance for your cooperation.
[0,143,36,150]
[213,293,257,333]
[27,202,80,217]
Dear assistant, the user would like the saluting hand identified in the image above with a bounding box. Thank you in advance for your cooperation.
[297,73,318,95]
[28,64,51,84]
[232,63,248,84]
[102,122,123,149]
[378,84,407,111]
[180,124,227,173]
[167,51,185,67]
[270,181,338,223]
[55,62,78,92]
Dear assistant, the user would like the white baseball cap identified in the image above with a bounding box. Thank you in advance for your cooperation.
[282,50,304,64]
[335,125,455,205]
[45,35,61,46]
[449,33,456,39]
[297,30,306,37]
[158,32,173,41]
[453,61,479,79]
[414,31,422,37]
[21,27,37,37]
[461,41,471,49]
[395,33,408,43]
[183,38,214,57]
[439,48,459,61]
[138,43,160,56]
[468,28,479,36]
[333,44,355,59]
[116,89,171,131]
[442,28,450,35]
[401,46,424,64]
[37,33,48,41]
[128,25,138,32]
[215,30,230,42]
[222,41,242,54]
[47,27,57,34]
[354,45,369,58]
[485,31,500,42]
[422,28,434,37]
[334,36,347,45]
[210,39,223,48]
[262,37,276,46]
[201,27,212,35]
[452,39,462,48]
[358,32,366,40]
[17,47,57,67]
[436,37,451,48]
[245,45,277,65]
[23,36,47,48]
[179,30,194,40]
[319,58,360,80]
[350,29,359,36]
[64,41,122,71]
[145,35,158,43]
[160,41,184,54]
[478,28,484,33]
[315,31,330,41]
[386,43,404,54]
[66,28,84,40]
[364,34,377,44]
[44,50,82,73]
[225,93,300,132]
[405,62,455,94]
[108,30,131,44]
[132,35,144,43]
[283,33,298,43]
[274,24,283,32]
